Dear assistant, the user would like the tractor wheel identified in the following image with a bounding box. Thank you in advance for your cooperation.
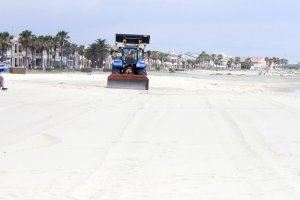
[112,67,121,74]
[137,68,147,76]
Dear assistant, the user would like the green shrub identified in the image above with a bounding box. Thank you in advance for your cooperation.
[54,64,67,70]
[156,64,161,71]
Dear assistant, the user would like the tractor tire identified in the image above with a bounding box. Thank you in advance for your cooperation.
[137,68,147,76]
[112,67,121,74]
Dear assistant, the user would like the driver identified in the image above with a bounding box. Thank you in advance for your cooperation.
[125,49,136,64]
[0,73,6,91]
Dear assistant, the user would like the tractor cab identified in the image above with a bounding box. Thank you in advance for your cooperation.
[113,46,145,66]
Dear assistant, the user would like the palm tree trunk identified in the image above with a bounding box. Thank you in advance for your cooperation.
[73,55,75,69]
[53,48,56,67]
[31,49,34,69]
[60,46,63,69]
[48,51,50,67]
[26,47,28,68]
[51,49,53,67]
[41,50,45,71]
[47,50,50,68]
[34,50,37,68]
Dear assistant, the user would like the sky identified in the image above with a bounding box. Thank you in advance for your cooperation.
[0,0,300,62]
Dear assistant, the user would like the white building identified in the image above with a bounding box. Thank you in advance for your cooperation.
[250,57,268,69]
[6,36,23,67]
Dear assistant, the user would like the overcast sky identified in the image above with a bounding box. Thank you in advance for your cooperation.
[1,0,299,62]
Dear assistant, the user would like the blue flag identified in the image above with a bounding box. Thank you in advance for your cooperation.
[0,52,8,72]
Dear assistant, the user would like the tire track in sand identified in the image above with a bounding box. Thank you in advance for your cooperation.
[65,95,153,200]
[208,96,300,198]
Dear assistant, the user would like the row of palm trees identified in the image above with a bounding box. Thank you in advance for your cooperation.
[149,51,245,69]
[18,30,84,69]
[197,52,226,68]
[196,51,288,69]
[148,50,290,70]
[0,30,87,69]
[2,31,290,70]
[84,39,110,68]
[0,30,112,69]
[149,51,169,63]
[265,57,288,68]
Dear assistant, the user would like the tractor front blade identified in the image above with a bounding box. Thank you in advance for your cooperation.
[107,74,149,90]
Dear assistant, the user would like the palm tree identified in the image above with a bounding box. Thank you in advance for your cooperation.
[234,57,241,69]
[19,30,34,68]
[227,58,234,69]
[78,45,85,68]
[204,53,212,68]
[158,52,168,66]
[56,31,70,69]
[49,37,57,68]
[43,36,54,68]
[29,35,38,68]
[241,57,252,70]
[0,32,13,59]
[217,54,223,67]
[280,58,288,67]
[149,50,157,60]
[65,43,78,69]
[245,57,252,63]
[52,37,59,67]
[197,51,210,68]
[273,57,280,68]
[211,54,217,68]
[271,57,277,68]
[36,36,47,70]
[150,51,168,69]
[265,57,271,68]
[186,59,193,69]
[177,54,182,69]
[148,50,158,69]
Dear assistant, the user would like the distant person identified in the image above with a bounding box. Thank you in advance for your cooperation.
[0,52,8,91]
[0,72,7,91]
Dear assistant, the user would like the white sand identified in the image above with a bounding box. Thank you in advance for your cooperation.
[0,71,300,200]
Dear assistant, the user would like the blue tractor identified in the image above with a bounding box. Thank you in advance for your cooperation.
[107,34,150,90]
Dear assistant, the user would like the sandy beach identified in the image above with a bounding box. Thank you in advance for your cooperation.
[0,71,300,200]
